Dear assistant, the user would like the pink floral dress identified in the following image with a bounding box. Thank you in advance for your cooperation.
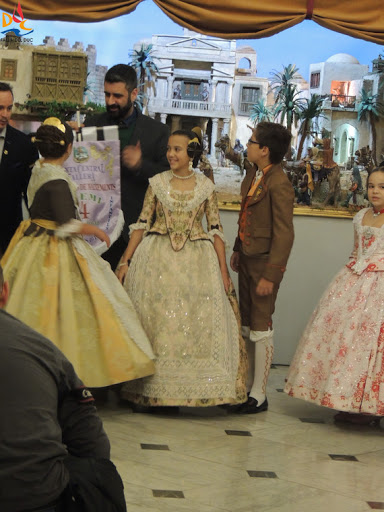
[285,208,384,415]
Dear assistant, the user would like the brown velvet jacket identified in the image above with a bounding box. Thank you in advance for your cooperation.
[233,163,294,284]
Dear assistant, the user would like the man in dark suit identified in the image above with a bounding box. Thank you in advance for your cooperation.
[230,122,294,414]
[0,82,39,255]
[84,64,170,269]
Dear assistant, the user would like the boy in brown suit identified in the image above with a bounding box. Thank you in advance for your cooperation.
[230,122,294,414]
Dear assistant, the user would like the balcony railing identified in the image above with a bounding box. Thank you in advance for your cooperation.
[150,98,231,116]
[326,94,357,109]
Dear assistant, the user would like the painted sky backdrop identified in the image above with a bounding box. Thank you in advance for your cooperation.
[25,1,382,81]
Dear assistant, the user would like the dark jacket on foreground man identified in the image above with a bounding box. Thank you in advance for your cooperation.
[0,308,126,512]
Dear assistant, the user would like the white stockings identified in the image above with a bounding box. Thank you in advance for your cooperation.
[243,328,274,405]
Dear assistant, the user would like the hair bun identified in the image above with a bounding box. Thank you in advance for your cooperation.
[43,117,66,133]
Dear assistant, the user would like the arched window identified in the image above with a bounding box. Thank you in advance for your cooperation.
[238,57,251,69]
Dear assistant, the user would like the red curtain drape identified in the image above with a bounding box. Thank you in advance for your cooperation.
[0,0,382,44]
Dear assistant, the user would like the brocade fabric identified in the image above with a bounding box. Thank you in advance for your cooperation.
[285,208,384,415]
[122,171,247,406]
[1,163,155,387]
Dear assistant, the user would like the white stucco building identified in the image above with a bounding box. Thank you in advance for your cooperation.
[138,29,268,156]
[308,53,383,166]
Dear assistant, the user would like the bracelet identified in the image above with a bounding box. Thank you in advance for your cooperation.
[118,259,131,269]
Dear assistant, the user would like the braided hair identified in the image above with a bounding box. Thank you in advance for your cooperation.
[32,118,74,159]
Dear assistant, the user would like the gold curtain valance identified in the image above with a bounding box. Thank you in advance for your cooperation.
[0,0,382,44]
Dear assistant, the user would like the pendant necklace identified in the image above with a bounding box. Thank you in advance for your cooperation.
[172,170,195,180]
[372,207,384,217]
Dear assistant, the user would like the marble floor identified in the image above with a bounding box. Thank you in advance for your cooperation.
[98,366,384,512]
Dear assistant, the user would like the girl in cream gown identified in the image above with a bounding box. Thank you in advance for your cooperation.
[117,129,247,408]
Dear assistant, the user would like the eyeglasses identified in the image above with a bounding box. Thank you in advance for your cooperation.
[247,139,260,146]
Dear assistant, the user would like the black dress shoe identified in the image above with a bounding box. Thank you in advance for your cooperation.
[234,396,268,414]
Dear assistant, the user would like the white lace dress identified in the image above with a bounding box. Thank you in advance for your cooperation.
[285,208,384,415]
[121,171,247,407]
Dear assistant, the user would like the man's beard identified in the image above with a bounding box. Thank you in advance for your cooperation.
[106,99,133,120]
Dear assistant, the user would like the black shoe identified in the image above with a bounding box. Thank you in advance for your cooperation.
[234,397,268,414]
[151,406,180,415]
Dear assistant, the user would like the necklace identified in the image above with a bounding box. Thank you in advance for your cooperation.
[171,170,195,180]
[372,207,384,217]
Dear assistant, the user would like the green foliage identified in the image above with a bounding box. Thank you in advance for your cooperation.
[357,88,384,164]
[296,94,326,160]
[16,99,105,121]
[129,43,159,91]
[249,98,275,125]
[270,64,305,130]
[298,94,325,132]
[270,64,306,159]
[357,89,383,122]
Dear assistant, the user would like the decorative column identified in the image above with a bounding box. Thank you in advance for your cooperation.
[160,113,168,124]
[226,79,234,105]
[222,119,230,135]
[167,76,174,100]
[210,117,219,158]
[211,79,218,104]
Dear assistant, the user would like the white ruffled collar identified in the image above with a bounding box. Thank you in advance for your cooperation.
[27,159,78,207]
[149,170,215,211]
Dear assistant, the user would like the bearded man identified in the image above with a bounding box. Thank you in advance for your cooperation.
[84,64,169,269]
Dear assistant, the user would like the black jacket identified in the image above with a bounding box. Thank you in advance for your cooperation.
[0,124,39,254]
[84,107,170,240]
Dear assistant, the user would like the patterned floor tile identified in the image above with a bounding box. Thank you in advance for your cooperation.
[328,454,359,461]
[225,430,252,436]
[247,470,278,478]
[152,490,185,498]
[141,443,170,450]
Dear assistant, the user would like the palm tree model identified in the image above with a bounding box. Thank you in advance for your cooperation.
[270,64,305,160]
[129,43,159,107]
[357,88,384,166]
[296,94,325,161]
[249,98,275,126]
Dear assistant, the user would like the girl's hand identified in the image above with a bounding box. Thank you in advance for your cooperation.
[221,267,231,294]
[82,224,111,248]
[94,227,110,248]
[116,263,129,284]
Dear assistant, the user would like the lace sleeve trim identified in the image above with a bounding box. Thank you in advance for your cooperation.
[55,219,83,239]
[207,228,227,246]
[129,221,149,235]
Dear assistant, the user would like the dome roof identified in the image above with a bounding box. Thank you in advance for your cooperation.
[326,53,360,64]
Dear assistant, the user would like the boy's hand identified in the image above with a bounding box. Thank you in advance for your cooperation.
[256,277,274,296]
[230,251,240,273]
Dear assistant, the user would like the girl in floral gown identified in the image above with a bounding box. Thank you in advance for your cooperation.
[117,129,247,408]
[1,118,155,388]
[285,167,384,422]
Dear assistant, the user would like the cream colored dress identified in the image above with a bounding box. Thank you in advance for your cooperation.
[121,170,247,406]
[1,161,155,387]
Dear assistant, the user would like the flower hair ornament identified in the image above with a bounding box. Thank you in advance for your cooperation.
[43,117,66,133]
[31,117,67,145]
[188,136,200,146]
